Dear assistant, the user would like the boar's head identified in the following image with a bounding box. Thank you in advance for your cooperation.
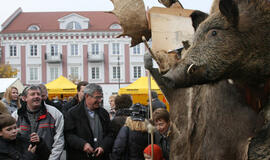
[163,0,269,88]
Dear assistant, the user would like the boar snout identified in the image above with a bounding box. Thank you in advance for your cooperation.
[163,61,211,88]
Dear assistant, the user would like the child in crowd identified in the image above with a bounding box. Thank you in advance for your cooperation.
[153,108,171,160]
[0,114,37,159]
[144,144,164,160]
[0,114,50,160]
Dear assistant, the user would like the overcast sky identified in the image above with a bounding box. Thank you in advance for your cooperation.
[0,0,213,27]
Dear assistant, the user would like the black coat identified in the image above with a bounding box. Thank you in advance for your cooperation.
[110,109,130,138]
[154,132,170,160]
[62,95,79,116]
[0,135,50,160]
[111,124,149,160]
[64,102,114,160]
[0,136,35,160]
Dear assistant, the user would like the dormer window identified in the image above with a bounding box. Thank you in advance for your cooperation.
[110,24,121,30]
[58,13,89,30]
[28,25,40,31]
[66,21,82,30]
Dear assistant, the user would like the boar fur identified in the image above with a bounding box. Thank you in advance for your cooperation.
[145,0,270,159]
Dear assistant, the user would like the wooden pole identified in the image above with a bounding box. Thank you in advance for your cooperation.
[142,36,154,160]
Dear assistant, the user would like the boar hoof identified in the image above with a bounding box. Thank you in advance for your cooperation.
[187,64,196,75]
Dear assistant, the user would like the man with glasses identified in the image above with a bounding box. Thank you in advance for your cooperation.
[64,83,114,160]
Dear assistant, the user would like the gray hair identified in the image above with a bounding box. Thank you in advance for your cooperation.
[24,85,41,96]
[84,83,103,96]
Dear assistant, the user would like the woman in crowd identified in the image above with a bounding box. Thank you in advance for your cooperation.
[109,94,117,119]
[111,103,149,160]
[1,86,20,114]
[111,94,133,138]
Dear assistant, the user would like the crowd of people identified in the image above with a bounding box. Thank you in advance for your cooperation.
[0,83,171,160]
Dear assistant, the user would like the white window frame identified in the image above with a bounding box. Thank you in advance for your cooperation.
[91,43,99,55]
[30,45,38,56]
[71,44,79,56]
[50,67,59,81]
[66,21,82,30]
[113,66,120,79]
[30,67,38,81]
[133,66,142,78]
[50,44,58,56]
[28,25,40,31]
[91,67,100,79]
[112,43,120,55]
[70,67,79,79]
[9,45,17,57]
[133,45,140,54]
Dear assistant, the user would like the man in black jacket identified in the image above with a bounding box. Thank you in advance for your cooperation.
[64,83,114,160]
[62,81,88,115]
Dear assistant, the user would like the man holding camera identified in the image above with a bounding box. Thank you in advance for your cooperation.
[64,83,114,160]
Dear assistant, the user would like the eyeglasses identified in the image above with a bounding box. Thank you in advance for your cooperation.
[90,95,103,100]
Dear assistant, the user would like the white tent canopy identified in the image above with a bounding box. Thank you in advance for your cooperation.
[0,78,24,94]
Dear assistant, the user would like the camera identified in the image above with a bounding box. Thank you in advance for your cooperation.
[130,103,148,121]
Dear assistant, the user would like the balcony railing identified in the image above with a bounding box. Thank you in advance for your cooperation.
[88,52,104,62]
[45,53,62,63]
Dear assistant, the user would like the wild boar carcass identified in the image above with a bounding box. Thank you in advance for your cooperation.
[146,0,270,159]
[110,0,270,159]
[163,0,270,88]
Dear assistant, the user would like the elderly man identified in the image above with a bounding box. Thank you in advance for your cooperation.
[12,85,65,160]
[64,83,114,160]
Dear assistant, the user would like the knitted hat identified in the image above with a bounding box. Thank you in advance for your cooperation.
[144,144,164,160]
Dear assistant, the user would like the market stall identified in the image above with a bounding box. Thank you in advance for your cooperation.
[45,76,77,100]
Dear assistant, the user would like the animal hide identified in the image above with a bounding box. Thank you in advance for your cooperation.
[109,0,151,47]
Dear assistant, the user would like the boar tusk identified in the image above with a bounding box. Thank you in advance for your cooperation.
[187,64,195,74]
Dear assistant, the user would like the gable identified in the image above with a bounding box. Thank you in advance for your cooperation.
[58,13,89,30]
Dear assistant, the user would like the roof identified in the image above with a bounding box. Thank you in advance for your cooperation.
[118,76,162,95]
[0,78,23,93]
[1,10,120,33]
[45,76,77,94]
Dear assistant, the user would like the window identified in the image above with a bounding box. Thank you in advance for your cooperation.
[30,68,38,81]
[91,67,100,79]
[50,67,59,81]
[50,45,58,56]
[112,43,120,55]
[66,21,82,30]
[9,45,17,56]
[91,44,99,55]
[113,66,120,79]
[133,45,140,54]
[133,66,142,78]
[70,67,79,79]
[109,24,121,29]
[71,44,78,56]
[28,25,40,31]
[30,45,38,56]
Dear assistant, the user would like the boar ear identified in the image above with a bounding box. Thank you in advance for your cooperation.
[190,10,209,31]
[219,0,239,27]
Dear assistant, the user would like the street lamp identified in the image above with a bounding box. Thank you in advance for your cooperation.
[117,54,120,89]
